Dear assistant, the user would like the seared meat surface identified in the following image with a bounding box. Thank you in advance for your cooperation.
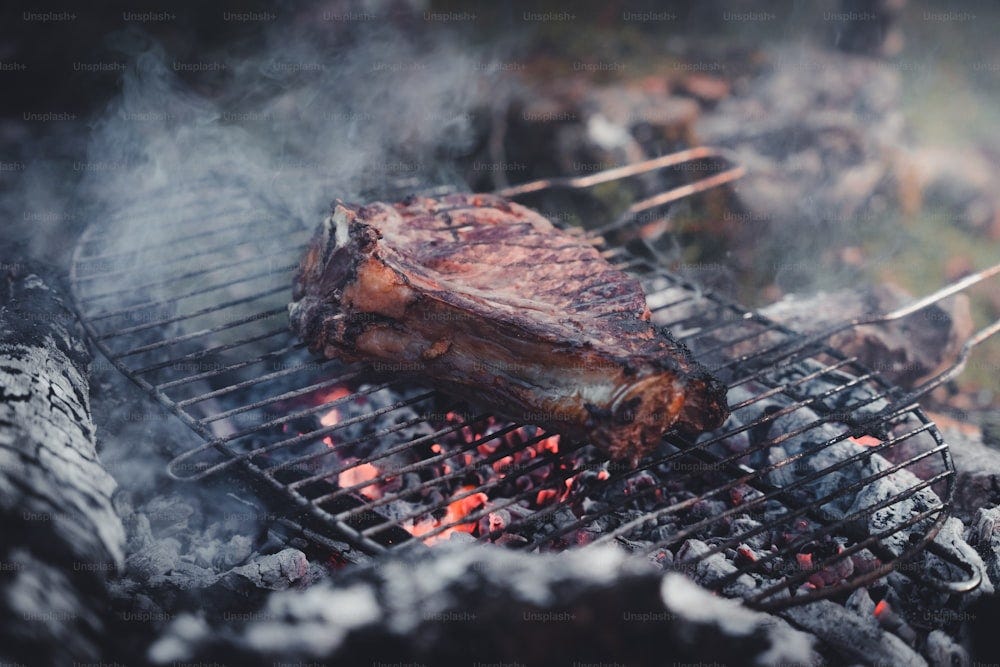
[289,193,728,464]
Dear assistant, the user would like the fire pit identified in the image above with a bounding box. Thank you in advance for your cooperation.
[68,150,992,613]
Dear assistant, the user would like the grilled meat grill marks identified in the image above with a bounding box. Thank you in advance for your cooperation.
[288,193,729,465]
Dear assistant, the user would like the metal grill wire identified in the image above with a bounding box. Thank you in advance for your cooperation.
[70,177,962,610]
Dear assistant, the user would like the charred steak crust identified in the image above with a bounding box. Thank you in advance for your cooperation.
[289,193,729,464]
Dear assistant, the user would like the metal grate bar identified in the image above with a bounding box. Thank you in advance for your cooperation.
[516,356,876,549]
[91,265,294,322]
[695,458,948,590]
[277,413,490,483]
[98,285,290,339]
[751,506,945,607]
[171,355,342,405]
[74,228,304,283]
[142,329,292,380]
[112,308,288,359]
[78,215,276,264]
[313,422,528,507]
[149,341,306,384]
[77,246,301,304]
[199,372,365,425]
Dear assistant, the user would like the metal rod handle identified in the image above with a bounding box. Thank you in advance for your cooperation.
[755,262,1000,391]
[493,146,743,198]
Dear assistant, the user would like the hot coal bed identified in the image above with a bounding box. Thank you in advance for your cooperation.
[5,8,1000,667]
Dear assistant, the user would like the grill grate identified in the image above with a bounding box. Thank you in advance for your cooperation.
[69,152,994,609]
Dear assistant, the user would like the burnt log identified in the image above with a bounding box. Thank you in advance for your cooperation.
[0,263,125,664]
[148,543,820,666]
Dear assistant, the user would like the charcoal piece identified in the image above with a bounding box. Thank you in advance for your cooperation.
[289,193,729,465]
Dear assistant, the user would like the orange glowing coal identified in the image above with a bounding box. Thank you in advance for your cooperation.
[850,435,882,448]
[337,462,382,500]
[408,485,489,545]
[317,386,353,428]
[537,434,560,455]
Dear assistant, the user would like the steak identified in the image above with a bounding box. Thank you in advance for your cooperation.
[289,193,729,464]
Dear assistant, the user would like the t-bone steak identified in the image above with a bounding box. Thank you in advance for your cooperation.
[288,193,729,464]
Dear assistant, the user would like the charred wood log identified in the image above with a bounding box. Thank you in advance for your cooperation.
[148,543,819,667]
[0,263,125,665]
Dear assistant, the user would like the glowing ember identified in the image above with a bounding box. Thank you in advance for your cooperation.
[850,435,882,448]
[408,485,489,544]
[337,462,382,500]
[874,599,890,618]
[537,434,560,454]
[796,552,814,570]
[317,386,353,428]
[535,488,559,505]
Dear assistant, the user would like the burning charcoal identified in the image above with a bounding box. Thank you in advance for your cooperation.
[944,426,1000,521]
[651,525,679,546]
[143,496,197,537]
[580,497,608,515]
[201,534,255,572]
[843,461,941,557]
[493,533,529,548]
[760,404,944,556]
[872,599,918,645]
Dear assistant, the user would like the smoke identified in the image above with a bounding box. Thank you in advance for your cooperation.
[69,13,514,597]
[82,19,501,235]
